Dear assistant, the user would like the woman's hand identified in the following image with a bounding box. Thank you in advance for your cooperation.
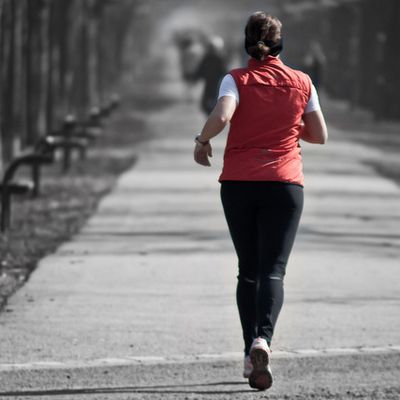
[192,96,236,167]
[194,142,213,166]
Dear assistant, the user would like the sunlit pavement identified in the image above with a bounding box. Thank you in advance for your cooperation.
[1,49,400,400]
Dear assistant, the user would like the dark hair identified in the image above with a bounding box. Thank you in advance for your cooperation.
[244,11,282,60]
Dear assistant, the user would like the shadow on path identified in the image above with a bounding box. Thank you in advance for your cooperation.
[0,381,252,397]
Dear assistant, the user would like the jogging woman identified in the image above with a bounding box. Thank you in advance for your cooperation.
[193,11,328,390]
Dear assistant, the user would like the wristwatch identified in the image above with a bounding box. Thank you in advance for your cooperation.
[195,135,209,146]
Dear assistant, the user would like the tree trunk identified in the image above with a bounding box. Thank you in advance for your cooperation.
[1,0,15,163]
[37,0,50,135]
[0,0,4,170]
[382,0,400,119]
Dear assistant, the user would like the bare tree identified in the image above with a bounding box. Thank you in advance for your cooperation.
[0,0,139,167]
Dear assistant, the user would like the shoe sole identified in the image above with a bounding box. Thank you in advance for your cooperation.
[248,347,273,390]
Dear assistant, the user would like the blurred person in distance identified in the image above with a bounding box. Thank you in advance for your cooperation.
[303,40,326,90]
[193,11,327,391]
[192,35,227,115]
[175,31,205,101]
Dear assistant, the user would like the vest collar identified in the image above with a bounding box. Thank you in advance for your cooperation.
[248,56,282,69]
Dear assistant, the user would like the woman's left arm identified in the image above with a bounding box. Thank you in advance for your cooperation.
[194,96,237,166]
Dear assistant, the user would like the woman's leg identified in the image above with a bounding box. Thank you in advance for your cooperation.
[220,181,258,355]
[256,183,304,346]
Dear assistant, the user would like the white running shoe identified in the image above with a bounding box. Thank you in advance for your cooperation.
[243,355,253,378]
[248,337,273,390]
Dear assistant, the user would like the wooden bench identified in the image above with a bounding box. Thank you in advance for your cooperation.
[0,100,120,232]
[49,115,90,172]
[0,141,54,232]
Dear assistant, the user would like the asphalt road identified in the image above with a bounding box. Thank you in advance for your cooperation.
[0,352,399,399]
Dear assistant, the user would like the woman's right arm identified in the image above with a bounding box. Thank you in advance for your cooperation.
[301,109,328,144]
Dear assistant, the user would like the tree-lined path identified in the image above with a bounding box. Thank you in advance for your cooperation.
[1,37,400,398]
[1,1,400,399]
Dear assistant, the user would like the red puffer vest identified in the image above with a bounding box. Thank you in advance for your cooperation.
[219,56,311,186]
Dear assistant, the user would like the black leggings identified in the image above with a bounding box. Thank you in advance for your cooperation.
[220,181,303,355]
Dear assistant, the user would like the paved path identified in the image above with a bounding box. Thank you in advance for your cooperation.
[1,57,400,398]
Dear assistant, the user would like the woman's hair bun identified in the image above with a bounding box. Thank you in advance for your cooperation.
[244,11,282,60]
